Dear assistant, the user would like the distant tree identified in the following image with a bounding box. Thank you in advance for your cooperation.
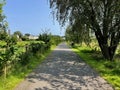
[38,33,51,44]
[65,19,91,45]
[11,34,18,44]
[21,33,31,41]
[22,36,29,41]
[50,0,120,61]
[38,29,51,44]
[13,31,23,39]
[51,35,62,45]
[0,28,8,40]
[65,26,75,43]
[0,2,8,40]
[25,33,30,37]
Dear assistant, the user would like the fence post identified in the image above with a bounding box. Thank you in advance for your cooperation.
[25,44,29,52]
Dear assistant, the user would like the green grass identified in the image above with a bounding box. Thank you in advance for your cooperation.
[0,45,55,90]
[0,75,22,90]
[73,46,120,90]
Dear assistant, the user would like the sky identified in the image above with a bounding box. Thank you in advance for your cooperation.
[3,0,65,36]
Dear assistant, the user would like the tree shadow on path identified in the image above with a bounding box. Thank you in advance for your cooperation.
[15,43,114,90]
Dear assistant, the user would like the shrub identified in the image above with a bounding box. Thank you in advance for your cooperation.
[19,52,32,66]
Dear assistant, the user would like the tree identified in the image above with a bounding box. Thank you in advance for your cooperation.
[0,2,8,40]
[38,29,51,44]
[65,19,91,45]
[51,35,62,45]
[25,33,30,37]
[38,33,51,44]
[0,28,8,40]
[65,26,74,42]
[0,1,17,78]
[21,33,31,41]
[13,31,23,39]
[50,0,120,61]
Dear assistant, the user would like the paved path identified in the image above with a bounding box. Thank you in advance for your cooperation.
[15,43,114,90]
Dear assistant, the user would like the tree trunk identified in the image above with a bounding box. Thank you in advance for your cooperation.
[109,46,117,61]
[100,45,117,61]
[95,32,118,61]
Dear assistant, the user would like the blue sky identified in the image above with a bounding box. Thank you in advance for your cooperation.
[3,0,65,36]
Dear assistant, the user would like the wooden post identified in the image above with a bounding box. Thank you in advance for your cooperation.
[3,64,7,79]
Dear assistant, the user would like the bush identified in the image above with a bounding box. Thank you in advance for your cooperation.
[19,52,32,66]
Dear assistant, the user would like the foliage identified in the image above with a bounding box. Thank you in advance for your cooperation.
[0,31,61,89]
[0,10,8,40]
[65,25,91,45]
[0,40,52,78]
[10,35,18,44]
[22,35,29,41]
[24,33,30,37]
[19,51,32,66]
[65,26,72,42]
[0,35,18,77]
[50,35,62,45]
[13,31,23,40]
[0,1,9,41]
[38,33,51,50]
[50,0,120,60]
[0,34,60,89]
[0,44,52,90]
[21,33,31,41]
[0,2,19,78]
[38,33,51,44]
[0,29,8,40]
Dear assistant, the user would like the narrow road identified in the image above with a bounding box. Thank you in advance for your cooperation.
[15,43,114,90]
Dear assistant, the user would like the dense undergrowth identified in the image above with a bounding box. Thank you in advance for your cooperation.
[0,40,57,90]
[72,45,120,90]
[0,50,50,90]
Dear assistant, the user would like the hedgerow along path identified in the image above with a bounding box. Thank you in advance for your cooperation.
[14,43,114,90]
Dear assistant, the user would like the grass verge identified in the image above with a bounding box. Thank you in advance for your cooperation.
[0,46,55,90]
[72,46,120,90]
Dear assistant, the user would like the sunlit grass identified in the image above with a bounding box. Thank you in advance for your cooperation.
[73,46,120,90]
[0,75,22,90]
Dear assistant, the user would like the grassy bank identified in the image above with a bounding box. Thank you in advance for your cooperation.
[0,45,55,90]
[73,46,120,90]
